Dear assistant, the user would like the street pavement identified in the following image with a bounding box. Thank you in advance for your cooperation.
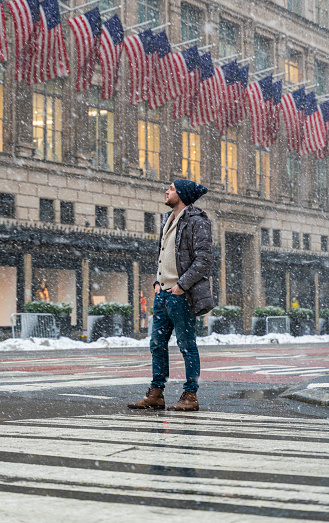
[0,342,328,522]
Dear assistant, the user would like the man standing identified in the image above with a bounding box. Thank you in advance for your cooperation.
[128,179,213,411]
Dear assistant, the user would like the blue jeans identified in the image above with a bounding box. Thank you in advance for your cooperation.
[150,290,200,393]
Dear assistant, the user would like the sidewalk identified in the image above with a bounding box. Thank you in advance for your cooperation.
[281,374,329,406]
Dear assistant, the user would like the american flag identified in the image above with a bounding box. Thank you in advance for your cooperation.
[24,0,70,85]
[7,0,40,80]
[0,0,8,61]
[99,14,124,100]
[190,52,221,128]
[124,28,157,105]
[68,7,102,92]
[299,91,326,156]
[247,74,273,148]
[270,79,282,146]
[281,86,305,152]
[148,31,179,110]
[216,60,243,135]
[238,64,249,121]
[315,100,329,159]
[173,45,201,120]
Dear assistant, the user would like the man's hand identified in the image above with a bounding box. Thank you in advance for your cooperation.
[154,283,161,294]
[166,284,184,295]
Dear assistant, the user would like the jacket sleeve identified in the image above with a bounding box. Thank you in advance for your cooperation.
[177,218,213,291]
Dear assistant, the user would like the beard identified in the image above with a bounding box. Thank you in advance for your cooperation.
[165,199,175,208]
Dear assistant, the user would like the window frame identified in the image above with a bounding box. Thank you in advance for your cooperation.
[0,193,15,218]
[321,235,328,252]
[221,127,238,194]
[287,0,302,16]
[182,117,201,183]
[33,79,63,163]
[292,231,300,249]
[219,20,238,59]
[144,212,156,234]
[287,151,301,202]
[261,228,270,246]
[316,0,328,27]
[181,2,201,45]
[314,60,327,96]
[88,86,115,172]
[137,0,160,27]
[95,205,108,228]
[256,147,271,200]
[303,233,311,251]
[285,49,300,85]
[113,208,126,231]
[254,34,272,72]
[138,103,160,179]
[39,198,55,223]
[273,229,281,247]
[60,201,75,225]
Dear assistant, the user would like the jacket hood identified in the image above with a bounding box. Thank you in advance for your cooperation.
[161,205,208,227]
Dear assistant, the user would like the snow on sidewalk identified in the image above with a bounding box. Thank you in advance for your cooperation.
[1,332,329,351]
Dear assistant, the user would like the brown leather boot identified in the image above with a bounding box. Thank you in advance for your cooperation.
[168,391,199,411]
[127,387,165,410]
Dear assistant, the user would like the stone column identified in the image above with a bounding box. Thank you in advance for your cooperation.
[133,261,140,332]
[315,272,319,333]
[82,259,89,330]
[24,254,32,304]
[285,271,290,312]
[242,233,262,331]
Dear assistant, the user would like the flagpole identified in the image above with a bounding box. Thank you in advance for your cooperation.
[198,43,215,51]
[250,66,276,78]
[64,0,106,15]
[100,5,122,17]
[237,57,253,64]
[172,38,198,49]
[284,80,309,92]
[273,72,285,78]
[213,53,239,65]
[305,83,319,91]
[124,19,155,32]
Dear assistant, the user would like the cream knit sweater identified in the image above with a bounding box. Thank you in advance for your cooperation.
[156,208,186,290]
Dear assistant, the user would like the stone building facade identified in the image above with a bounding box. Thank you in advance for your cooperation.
[1,0,329,332]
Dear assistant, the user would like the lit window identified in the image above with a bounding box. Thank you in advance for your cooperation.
[256,147,271,199]
[33,79,63,162]
[88,86,114,171]
[314,61,327,96]
[182,117,201,183]
[138,103,160,178]
[316,0,328,27]
[181,3,201,44]
[285,50,299,85]
[316,158,328,210]
[138,0,160,27]
[254,34,272,72]
[221,127,237,194]
[287,0,302,15]
[219,20,237,58]
[0,65,4,153]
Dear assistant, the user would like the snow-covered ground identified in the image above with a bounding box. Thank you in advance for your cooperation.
[1,332,329,351]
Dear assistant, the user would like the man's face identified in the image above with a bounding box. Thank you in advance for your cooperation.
[165,183,181,208]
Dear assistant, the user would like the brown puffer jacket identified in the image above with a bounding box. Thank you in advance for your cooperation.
[158,205,214,316]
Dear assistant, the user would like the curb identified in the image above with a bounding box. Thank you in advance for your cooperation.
[280,375,329,406]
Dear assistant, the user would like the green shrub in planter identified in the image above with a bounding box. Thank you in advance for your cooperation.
[320,308,329,319]
[24,301,73,315]
[211,305,242,318]
[319,309,329,334]
[253,306,285,318]
[88,302,134,316]
[287,308,314,319]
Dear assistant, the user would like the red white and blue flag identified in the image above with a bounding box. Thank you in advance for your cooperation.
[99,14,124,100]
[269,79,282,146]
[68,7,101,92]
[315,100,329,159]
[0,0,8,61]
[238,64,249,121]
[299,91,326,156]
[24,0,70,85]
[281,87,305,152]
[148,31,179,109]
[173,45,201,120]
[216,60,243,135]
[7,0,40,80]
[124,28,157,105]
[247,74,273,148]
[190,52,221,128]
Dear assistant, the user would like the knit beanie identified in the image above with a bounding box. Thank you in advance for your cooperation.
[174,179,208,206]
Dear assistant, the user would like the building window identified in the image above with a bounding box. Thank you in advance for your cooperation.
[273,230,281,247]
[285,50,300,85]
[98,0,114,11]
[321,235,328,252]
[0,193,14,218]
[221,127,237,194]
[0,65,4,153]
[182,117,201,183]
[60,201,74,225]
[256,147,270,199]
[316,0,328,27]
[138,103,160,178]
[219,20,237,58]
[88,86,114,171]
[113,208,125,230]
[292,231,300,249]
[138,0,160,27]
[95,206,108,228]
[303,233,311,250]
[314,60,327,96]
[287,151,300,202]
[33,79,63,162]
[181,2,201,44]
[316,158,328,210]
[144,212,155,234]
[254,34,272,72]
[40,199,55,223]
[261,228,270,246]
[287,0,302,15]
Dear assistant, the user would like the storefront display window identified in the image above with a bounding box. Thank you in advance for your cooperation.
[91,271,128,305]
[140,273,156,327]
[34,268,77,325]
[0,266,17,326]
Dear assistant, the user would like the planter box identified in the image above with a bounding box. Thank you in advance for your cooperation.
[290,318,315,337]
[54,315,71,337]
[208,316,243,335]
[87,314,133,342]
[319,318,329,335]
[252,317,267,336]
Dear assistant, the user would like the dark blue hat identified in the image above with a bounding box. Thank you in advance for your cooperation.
[174,179,208,206]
